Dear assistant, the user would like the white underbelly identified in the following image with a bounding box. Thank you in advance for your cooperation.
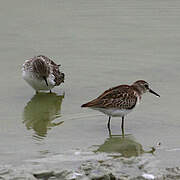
[92,107,135,117]
[22,70,55,91]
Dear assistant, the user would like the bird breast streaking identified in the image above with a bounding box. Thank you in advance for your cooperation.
[81,80,160,135]
[22,55,65,93]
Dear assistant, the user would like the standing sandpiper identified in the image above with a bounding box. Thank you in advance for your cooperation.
[81,80,160,135]
[22,55,65,93]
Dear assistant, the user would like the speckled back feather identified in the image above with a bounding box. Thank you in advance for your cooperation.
[36,55,64,86]
[81,85,138,109]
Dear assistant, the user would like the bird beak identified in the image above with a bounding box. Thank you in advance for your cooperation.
[149,89,160,97]
[43,76,48,86]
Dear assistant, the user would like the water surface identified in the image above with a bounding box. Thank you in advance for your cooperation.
[0,0,180,178]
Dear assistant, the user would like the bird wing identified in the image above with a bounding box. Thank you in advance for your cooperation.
[82,85,138,109]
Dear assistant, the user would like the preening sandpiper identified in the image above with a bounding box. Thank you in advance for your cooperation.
[22,55,65,93]
[81,80,160,135]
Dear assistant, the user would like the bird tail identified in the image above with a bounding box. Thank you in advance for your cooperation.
[81,103,89,107]
[81,99,98,108]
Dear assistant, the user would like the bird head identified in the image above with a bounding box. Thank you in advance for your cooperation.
[133,80,160,97]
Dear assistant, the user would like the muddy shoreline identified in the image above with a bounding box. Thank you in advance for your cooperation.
[1,151,180,180]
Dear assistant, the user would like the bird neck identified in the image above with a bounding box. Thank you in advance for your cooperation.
[131,84,144,97]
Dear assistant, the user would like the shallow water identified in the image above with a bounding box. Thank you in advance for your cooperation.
[0,0,180,179]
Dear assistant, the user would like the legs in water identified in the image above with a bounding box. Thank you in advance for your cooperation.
[107,116,125,136]
[107,116,111,136]
[121,116,125,137]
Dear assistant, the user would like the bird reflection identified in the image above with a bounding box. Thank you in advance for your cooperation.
[23,92,64,139]
[96,134,155,158]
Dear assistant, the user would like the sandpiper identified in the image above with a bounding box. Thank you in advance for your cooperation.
[22,55,65,93]
[81,80,160,134]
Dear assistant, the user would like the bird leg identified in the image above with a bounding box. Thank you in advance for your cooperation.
[121,116,125,137]
[107,116,111,135]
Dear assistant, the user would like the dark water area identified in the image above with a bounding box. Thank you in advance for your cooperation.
[0,0,180,179]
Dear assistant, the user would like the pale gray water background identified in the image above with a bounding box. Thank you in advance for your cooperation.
[0,0,180,179]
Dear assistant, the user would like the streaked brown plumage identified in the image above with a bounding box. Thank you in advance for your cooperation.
[22,55,65,93]
[81,80,160,135]
[82,85,138,109]
[32,55,64,86]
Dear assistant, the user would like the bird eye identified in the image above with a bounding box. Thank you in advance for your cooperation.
[144,84,149,89]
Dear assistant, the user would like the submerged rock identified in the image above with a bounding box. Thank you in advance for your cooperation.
[33,170,54,179]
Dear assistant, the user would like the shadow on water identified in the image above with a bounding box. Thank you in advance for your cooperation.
[23,92,64,140]
[96,134,155,158]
